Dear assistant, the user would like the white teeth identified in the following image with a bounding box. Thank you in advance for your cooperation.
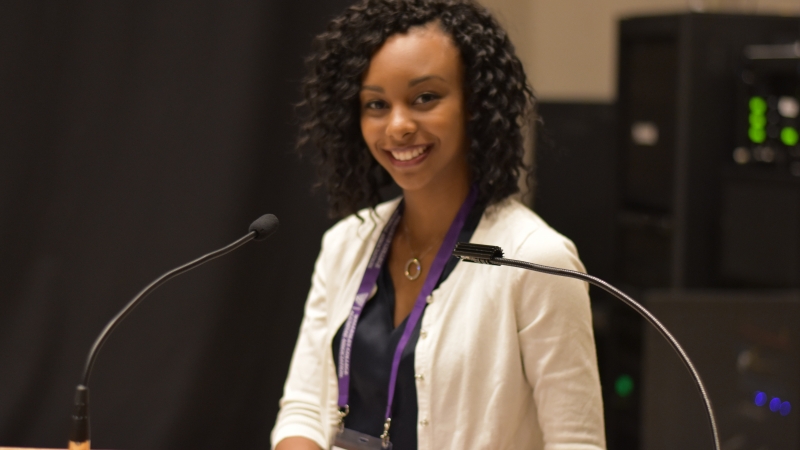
[390,146,426,161]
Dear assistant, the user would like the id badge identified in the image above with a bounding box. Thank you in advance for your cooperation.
[331,428,392,450]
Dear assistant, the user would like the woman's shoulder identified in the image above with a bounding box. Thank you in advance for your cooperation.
[478,197,584,272]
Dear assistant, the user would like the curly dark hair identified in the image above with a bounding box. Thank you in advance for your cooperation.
[299,0,535,218]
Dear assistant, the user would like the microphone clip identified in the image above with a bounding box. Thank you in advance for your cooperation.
[453,243,503,265]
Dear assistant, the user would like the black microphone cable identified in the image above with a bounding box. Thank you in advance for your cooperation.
[69,214,279,450]
[452,242,721,450]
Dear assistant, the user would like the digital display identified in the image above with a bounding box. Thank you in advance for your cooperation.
[736,59,800,177]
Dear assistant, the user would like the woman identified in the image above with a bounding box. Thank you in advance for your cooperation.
[273,1,605,449]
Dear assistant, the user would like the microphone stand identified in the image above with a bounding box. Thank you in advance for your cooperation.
[452,242,721,450]
[68,214,278,450]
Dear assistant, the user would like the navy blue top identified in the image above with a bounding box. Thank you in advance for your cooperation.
[332,203,484,450]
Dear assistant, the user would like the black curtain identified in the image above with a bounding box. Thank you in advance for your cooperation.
[0,1,351,448]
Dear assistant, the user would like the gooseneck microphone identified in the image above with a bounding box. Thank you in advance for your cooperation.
[68,214,279,450]
[452,242,721,450]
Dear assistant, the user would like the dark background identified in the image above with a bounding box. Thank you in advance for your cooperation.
[0,1,351,449]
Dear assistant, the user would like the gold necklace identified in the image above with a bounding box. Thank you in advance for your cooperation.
[401,222,436,281]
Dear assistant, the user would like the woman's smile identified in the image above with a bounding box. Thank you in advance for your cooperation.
[384,143,432,164]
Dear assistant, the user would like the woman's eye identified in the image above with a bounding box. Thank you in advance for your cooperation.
[364,100,387,110]
[414,93,440,104]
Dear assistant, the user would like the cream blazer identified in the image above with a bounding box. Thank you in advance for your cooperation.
[271,197,606,450]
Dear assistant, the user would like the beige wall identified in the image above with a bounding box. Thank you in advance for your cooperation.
[480,0,800,101]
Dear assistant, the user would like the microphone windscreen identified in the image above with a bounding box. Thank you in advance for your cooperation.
[249,214,279,241]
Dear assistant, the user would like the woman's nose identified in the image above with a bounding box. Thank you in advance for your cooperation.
[386,106,417,140]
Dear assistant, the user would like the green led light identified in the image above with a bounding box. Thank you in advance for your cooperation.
[749,113,767,128]
[750,96,767,114]
[749,127,767,143]
[615,374,634,398]
[781,127,799,146]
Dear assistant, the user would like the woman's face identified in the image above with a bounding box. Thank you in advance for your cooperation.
[359,22,470,195]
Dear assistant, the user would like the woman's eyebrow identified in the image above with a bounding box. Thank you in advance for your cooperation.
[409,75,445,86]
[360,75,446,92]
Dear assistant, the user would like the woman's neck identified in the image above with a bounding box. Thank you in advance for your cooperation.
[401,179,470,244]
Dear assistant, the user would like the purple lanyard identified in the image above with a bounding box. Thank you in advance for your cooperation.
[336,186,478,423]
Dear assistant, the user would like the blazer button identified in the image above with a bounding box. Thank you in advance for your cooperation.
[414,373,424,380]
[426,294,433,304]
[420,418,429,426]
[420,329,428,339]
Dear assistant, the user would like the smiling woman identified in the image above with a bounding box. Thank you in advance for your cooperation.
[273,1,606,450]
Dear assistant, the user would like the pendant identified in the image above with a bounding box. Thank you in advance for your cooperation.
[404,257,421,281]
